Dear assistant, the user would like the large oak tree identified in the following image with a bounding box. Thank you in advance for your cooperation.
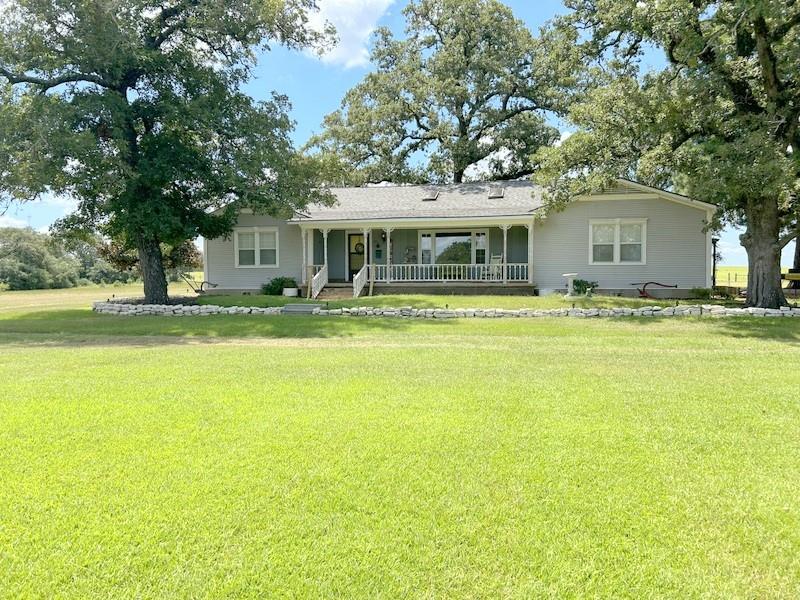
[536,0,799,308]
[309,0,575,184]
[0,0,332,303]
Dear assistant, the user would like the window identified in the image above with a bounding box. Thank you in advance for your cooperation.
[420,233,432,264]
[259,230,277,265]
[474,231,487,265]
[589,219,646,265]
[435,232,472,264]
[235,228,279,267]
[620,223,643,262]
[418,230,490,264]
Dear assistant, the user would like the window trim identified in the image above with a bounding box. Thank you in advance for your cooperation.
[589,219,647,265]
[234,227,279,268]
[418,229,490,264]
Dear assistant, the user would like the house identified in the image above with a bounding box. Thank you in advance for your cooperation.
[203,179,716,298]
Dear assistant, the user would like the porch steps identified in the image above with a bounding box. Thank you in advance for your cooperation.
[282,303,323,315]
[315,288,355,300]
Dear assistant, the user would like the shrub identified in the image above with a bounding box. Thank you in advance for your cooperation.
[690,287,712,300]
[573,279,599,296]
[0,228,80,290]
[262,276,298,295]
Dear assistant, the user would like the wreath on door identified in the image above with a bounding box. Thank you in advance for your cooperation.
[354,242,365,253]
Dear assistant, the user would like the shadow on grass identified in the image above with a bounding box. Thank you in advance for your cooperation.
[0,309,451,346]
[600,313,800,343]
[3,308,799,348]
[704,317,800,343]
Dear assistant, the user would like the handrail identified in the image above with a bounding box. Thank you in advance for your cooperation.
[371,263,529,282]
[352,264,369,298]
[310,264,328,299]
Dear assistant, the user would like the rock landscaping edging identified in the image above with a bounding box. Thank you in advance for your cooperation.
[92,301,800,319]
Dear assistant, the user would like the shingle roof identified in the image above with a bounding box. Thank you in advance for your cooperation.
[291,180,543,222]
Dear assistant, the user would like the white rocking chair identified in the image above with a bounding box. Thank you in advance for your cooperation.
[488,254,504,280]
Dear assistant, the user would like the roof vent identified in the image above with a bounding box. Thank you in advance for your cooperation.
[488,186,505,199]
[422,189,439,201]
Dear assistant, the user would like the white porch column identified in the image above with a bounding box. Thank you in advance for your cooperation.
[501,224,510,285]
[385,227,393,283]
[525,221,534,284]
[362,227,370,270]
[301,228,308,284]
[322,228,329,267]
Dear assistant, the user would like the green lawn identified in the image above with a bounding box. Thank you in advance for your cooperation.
[0,287,799,597]
[199,292,726,310]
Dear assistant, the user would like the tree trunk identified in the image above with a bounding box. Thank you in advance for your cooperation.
[137,235,169,304]
[789,229,800,290]
[741,199,787,308]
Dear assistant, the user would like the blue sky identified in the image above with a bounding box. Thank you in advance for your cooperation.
[2,0,793,266]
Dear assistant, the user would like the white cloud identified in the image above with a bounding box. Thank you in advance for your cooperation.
[717,237,747,266]
[308,0,395,69]
[0,214,28,228]
[38,193,79,214]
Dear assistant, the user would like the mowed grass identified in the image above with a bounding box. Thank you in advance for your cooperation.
[199,292,726,310]
[0,288,799,597]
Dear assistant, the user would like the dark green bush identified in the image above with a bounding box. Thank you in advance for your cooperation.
[573,279,599,295]
[262,276,298,295]
[690,287,712,300]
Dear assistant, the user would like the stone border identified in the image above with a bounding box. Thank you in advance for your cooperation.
[92,301,800,318]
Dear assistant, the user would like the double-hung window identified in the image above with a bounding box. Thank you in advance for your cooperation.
[235,228,279,268]
[589,219,646,265]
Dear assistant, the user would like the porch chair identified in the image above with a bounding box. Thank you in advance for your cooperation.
[488,254,504,280]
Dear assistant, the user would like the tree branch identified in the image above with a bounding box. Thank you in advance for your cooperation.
[779,229,797,249]
[752,15,783,104]
[0,67,109,90]
[771,10,800,40]
[146,0,201,49]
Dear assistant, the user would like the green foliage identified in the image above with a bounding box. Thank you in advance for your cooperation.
[0,228,80,290]
[59,234,137,284]
[308,0,565,184]
[0,0,333,302]
[573,279,598,296]
[535,0,800,307]
[691,287,713,300]
[0,228,139,289]
[262,276,298,295]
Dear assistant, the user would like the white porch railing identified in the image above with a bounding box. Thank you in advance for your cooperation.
[310,264,328,299]
[370,263,529,282]
[352,264,369,297]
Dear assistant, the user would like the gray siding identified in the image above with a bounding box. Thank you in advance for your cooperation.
[206,213,303,291]
[532,196,709,292]
[206,195,709,293]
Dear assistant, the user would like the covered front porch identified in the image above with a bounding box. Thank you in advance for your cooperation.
[298,219,536,298]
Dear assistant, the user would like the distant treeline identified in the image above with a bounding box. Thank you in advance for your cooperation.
[0,228,201,291]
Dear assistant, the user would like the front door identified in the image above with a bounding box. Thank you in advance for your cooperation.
[348,233,365,279]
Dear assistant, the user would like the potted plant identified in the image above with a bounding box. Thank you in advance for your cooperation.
[262,277,299,297]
